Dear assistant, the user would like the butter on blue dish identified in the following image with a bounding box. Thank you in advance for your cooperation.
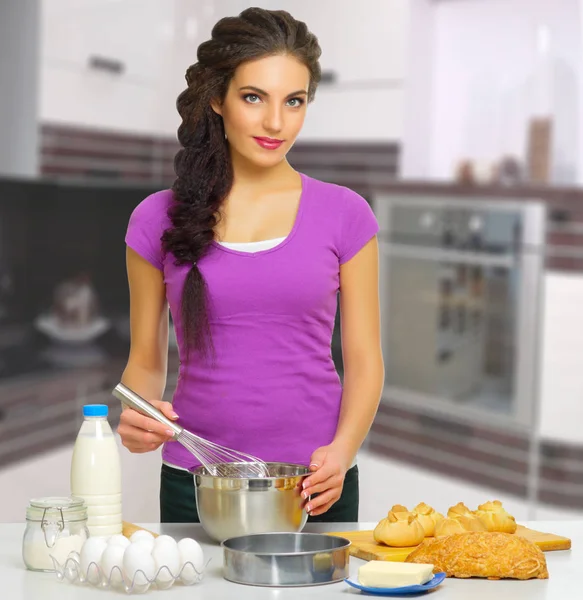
[345,561,446,596]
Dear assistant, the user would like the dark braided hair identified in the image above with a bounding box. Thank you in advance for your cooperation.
[161,8,322,358]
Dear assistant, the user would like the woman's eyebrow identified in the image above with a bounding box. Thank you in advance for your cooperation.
[239,85,308,99]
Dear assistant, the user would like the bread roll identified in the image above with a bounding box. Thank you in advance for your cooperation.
[390,504,410,516]
[435,517,468,537]
[447,502,486,532]
[473,500,517,534]
[374,509,425,547]
[447,502,473,519]
[412,502,444,537]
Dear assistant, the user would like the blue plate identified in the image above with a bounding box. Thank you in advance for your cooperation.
[345,572,446,596]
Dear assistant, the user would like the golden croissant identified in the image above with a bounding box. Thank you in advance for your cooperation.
[473,500,517,534]
[405,531,549,580]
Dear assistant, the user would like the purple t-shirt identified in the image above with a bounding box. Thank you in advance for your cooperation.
[125,172,379,470]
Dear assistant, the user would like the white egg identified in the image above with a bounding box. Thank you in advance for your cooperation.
[129,530,155,544]
[134,538,155,554]
[153,535,177,550]
[123,543,156,592]
[177,538,204,585]
[100,544,126,587]
[80,537,108,585]
[152,541,180,589]
[107,534,131,549]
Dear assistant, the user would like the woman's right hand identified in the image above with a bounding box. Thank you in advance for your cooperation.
[117,401,179,453]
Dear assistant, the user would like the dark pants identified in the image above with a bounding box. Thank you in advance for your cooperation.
[160,463,359,524]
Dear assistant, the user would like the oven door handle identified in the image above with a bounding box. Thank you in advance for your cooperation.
[380,242,517,268]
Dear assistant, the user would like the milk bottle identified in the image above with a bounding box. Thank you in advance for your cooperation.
[70,405,122,537]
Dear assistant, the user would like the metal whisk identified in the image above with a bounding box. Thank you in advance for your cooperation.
[112,383,270,478]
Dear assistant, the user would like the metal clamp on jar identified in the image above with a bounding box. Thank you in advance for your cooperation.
[22,496,89,572]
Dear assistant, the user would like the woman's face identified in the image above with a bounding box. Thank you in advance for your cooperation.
[212,54,310,169]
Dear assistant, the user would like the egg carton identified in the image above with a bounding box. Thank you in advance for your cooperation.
[50,551,209,594]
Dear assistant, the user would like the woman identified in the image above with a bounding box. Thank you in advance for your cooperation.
[118,7,384,523]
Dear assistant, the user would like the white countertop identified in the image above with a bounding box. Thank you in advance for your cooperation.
[0,521,578,599]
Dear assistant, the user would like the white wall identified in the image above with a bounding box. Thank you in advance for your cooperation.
[402,0,583,183]
[40,0,408,141]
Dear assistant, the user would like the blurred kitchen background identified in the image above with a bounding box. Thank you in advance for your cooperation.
[1,0,583,524]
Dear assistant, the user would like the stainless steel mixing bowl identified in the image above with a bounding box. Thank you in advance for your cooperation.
[192,462,310,542]
[222,532,351,587]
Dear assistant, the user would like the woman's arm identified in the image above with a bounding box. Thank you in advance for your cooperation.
[302,236,384,516]
[332,234,384,460]
[117,247,178,453]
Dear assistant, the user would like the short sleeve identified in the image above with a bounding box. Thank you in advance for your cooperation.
[125,189,173,271]
[337,188,380,264]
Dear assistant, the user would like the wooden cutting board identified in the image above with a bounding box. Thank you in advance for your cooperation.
[122,521,159,539]
[328,525,571,562]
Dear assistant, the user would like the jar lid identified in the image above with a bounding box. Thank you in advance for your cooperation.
[26,496,88,523]
[29,496,85,511]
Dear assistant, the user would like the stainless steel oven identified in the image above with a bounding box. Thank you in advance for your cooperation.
[372,195,546,431]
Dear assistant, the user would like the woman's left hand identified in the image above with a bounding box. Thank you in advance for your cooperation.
[301,443,352,517]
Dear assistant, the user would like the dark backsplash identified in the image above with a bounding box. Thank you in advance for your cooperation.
[0,177,160,323]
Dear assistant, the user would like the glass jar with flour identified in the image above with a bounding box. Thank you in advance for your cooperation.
[22,496,89,572]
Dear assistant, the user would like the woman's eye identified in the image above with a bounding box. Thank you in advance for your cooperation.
[243,94,304,107]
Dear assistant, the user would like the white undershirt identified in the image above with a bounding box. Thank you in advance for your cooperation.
[218,236,286,252]
[164,234,357,472]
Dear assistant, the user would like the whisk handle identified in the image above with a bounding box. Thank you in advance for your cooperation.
[111,382,182,437]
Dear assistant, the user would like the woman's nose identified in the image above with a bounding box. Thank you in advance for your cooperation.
[263,105,283,135]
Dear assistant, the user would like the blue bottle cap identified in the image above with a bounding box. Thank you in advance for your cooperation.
[83,404,108,417]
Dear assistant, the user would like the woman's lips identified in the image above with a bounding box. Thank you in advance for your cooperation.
[253,136,284,150]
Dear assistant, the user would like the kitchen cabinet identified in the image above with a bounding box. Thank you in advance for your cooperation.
[538,272,583,445]
[41,0,167,83]
[41,0,171,133]
[302,88,404,141]
[258,0,409,84]
[41,64,159,135]
[40,0,410,136]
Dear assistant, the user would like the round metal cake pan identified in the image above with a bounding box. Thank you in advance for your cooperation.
[221,532,351,587]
